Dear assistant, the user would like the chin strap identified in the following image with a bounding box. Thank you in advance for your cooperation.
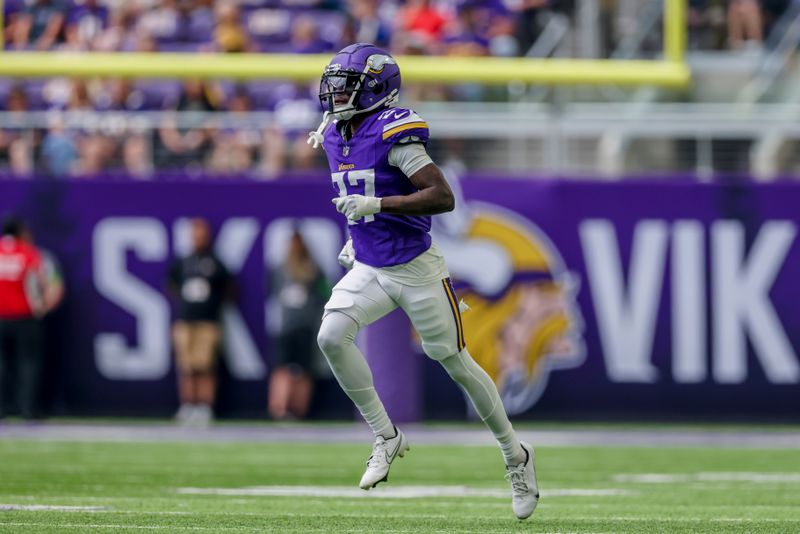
[307,90,400,150]
[307,111,332,149]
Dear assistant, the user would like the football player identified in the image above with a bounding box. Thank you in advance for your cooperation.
[308,43,539,520]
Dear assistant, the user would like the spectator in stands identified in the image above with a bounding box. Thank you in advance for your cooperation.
[12,0,66,50]
[261,82,321,178]
[399,0,449,51]
[485,4,520,57]
[68,79,92,110]
[210,0,253,53]
[442,1,491,56]
[157,79,221,171]
[208,87,260,174]
[346,0,392,48]
[267,230,330,420]
[134,29,158,53]
[0,85,34,175]
[79,78,153,176]
[137,0,180,45]
[167,218,233,426]
[728,0,763,49]
[138,0,214,49]
[61,78,111,176]
[289,15,331,54]
[109,84,155,178]
[64,0,109,51]
[0,216,47,420]
[41,114,79,177]
[94,4,141,52]
[442,2,493,101]
[189,0,216,46]
[33,76,83,114]
[3,0,25,46]
[94,78,143,112]
[284,0,328,6]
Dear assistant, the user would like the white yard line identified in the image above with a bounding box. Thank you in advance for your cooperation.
[0,505,108,512]
[613,472,800,484]
[0,523,262,532]
[559,517,800,523]
[176,485,633,499]
[0,526,611,534]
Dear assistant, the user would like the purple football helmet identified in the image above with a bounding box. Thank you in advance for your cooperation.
[318,43,401,120]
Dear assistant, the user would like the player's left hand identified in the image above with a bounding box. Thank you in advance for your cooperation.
[337,237,355,269]
[332,195,381,222]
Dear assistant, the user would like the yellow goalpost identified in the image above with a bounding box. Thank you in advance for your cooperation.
[0,0,689,87]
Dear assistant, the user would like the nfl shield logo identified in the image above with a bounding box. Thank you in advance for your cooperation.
[343,145,350,157]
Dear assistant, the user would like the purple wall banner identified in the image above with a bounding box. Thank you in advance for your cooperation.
[1,176,799,420]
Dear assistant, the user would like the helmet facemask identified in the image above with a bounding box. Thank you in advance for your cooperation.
[319,68,365,120]
[318,54,399,121]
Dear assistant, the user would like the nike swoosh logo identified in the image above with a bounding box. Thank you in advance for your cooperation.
[392,110,409,120]
[385,438,401,462]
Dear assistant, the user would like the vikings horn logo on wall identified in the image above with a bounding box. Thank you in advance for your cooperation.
[431,176,586,416]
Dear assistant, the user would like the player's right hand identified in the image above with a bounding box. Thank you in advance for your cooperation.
[338,238,355,269]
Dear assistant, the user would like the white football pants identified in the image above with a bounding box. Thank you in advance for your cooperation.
[317,261,524,465]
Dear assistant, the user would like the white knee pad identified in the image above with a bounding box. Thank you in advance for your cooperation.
[316,310,377,397]
[317,311,358,356]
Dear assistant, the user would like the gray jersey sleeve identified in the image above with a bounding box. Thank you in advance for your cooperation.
[388,141,434,178]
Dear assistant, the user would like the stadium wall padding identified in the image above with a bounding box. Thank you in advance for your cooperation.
[2,176,800,420]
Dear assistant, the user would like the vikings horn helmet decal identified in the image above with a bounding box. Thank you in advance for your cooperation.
[318,43,401,121]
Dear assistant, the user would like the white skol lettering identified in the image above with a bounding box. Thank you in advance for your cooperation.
[93,217,170,380]
[215,218,266,380]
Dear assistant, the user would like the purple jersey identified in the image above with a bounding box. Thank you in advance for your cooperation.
[323,107,431,268]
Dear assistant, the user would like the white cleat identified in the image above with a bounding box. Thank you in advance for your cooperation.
[505,441,539,520]
[174,403,194,424]
[187,404,213,427]
[358,427,410,490]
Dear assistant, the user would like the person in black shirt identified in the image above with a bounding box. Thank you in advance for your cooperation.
[267,230,330,420]
[167,217,232,425]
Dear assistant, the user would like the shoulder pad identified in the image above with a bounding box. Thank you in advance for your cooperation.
[377,107,429,144]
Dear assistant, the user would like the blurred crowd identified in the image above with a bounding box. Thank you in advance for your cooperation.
[3,0,567,57]
[0,77,329,178]
[0,0,794,178]
[3,0,791,57]
[688,0,791,51]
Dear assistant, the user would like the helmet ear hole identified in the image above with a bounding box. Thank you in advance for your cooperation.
[372,82,385,95]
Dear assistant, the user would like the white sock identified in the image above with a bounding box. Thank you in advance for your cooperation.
[440,349,526,465]
[317,311,395,439]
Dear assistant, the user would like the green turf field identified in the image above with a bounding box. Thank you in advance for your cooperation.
[1,438,799,533]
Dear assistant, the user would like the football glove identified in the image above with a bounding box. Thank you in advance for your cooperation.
[338,238,355,270]
[332,195,382,222]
